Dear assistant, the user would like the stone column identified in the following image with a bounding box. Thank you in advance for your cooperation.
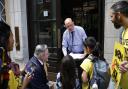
[6,0,29,70]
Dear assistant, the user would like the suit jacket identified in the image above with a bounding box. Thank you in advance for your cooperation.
[25,56,49,89]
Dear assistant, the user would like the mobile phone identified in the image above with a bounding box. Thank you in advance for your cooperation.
[25,63,36,75]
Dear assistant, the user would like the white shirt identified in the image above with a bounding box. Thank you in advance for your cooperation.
[38,59,44,65]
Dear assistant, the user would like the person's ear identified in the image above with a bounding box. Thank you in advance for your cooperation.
[72,21,74,25]
[85,46,89,53]
[39,52,44,58]
[64,24,66,28]
[87,46,92,54]
[38,53,41,59]
[116,12,121,19]
[118,15,120,19]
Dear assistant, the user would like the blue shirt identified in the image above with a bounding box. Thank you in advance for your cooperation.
[62,26,87,55]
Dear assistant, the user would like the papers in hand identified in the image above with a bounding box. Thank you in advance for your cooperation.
[69,53,85,60]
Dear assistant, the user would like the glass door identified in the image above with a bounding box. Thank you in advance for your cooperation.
[27,0,61,75]
[61,0,104,47]
[32,0,57,47]
[27,0,59,57]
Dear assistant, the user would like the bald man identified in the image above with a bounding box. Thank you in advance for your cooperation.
[62,18,87,56]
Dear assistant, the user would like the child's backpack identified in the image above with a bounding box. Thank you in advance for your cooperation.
[88,55,110,89]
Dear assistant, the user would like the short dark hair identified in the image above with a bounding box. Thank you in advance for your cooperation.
[111,1,128,17]
[83,37,96,50]
[0,21,11,49]
[84,37,103,57]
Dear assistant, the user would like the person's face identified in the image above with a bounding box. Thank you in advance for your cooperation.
[40,49,49,62]
[110,10,122,29]
[65,22,74,31]
[7,32,14,51]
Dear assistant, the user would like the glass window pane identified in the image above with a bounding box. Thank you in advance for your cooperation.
[31,0,57,47]
[0,0,6,22]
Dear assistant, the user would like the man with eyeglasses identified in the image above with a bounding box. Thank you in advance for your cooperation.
[62,18,87,56]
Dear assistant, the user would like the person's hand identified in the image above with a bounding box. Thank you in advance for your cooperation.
[24,73,32,84]
[21,73,33,89]
[119,61,128,73]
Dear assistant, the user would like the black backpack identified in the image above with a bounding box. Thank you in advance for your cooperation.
[88,55,110,89]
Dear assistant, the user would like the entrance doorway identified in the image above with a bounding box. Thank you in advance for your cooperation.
[61,0,105,45]
[27,0,104,57]
[27,0,105,80]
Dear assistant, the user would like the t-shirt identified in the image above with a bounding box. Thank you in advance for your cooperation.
[122,28,128,49]
[122,27,128,58]
[80,58,93,89]
[120,27,128,88]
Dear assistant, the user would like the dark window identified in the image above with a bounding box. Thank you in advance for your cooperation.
[0,0,6,22]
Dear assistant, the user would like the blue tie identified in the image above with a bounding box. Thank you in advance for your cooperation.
[71,31,74,46]
[71,31,74,52]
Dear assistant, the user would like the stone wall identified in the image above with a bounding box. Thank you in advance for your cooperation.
[104,0,124,64]
[5,0,29,70]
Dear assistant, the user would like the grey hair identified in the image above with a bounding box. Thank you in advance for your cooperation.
[34,44,48,57]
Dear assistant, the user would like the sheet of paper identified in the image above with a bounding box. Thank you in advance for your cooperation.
[69,53,85,59]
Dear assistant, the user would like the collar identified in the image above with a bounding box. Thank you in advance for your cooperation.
[38,59,44,65]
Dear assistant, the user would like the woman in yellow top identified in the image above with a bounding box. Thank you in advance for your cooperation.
[0,21,14,89]
[80,37,105,89]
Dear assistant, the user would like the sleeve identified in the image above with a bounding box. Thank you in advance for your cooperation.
[62,31,68,56]
[56,72,62,89]
[81,27,87,42]
[62,47,67,56]
[62,31,68,47]
[80,59,92,74]
[30,67,49,88]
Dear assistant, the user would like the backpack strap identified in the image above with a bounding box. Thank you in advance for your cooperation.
[92,61,98,80]
[87,71,91,89]
[87,54,98,89]
[87,54,98,62]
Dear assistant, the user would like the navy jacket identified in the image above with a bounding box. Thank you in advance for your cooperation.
[25,56,49,89]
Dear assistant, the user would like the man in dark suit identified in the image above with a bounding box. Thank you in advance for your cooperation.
[24,44,49,89]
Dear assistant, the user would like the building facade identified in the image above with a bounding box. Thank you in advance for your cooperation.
[4,0,29,69]
[2,0,124,70]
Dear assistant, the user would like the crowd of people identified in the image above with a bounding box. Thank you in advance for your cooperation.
[0,0,128,89]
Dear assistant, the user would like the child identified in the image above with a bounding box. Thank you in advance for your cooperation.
[80,37,108,89]
[56,55,80,89]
